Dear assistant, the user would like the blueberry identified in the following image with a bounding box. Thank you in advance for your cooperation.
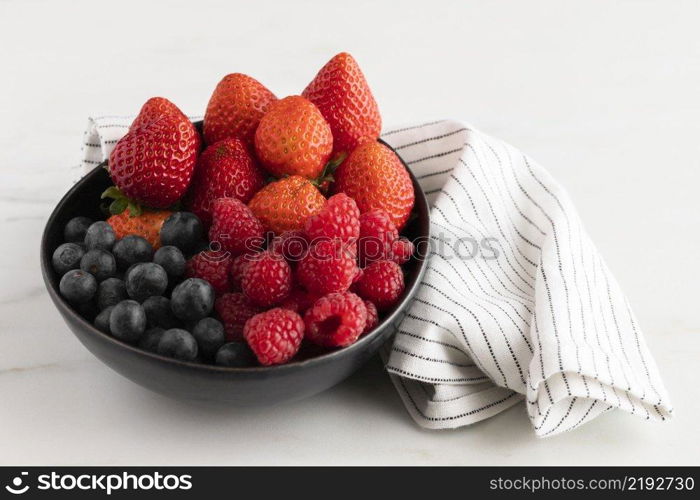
[94,306,114,333]
[142,296,178,329]
[59,269,97,304]
[138,327,165,352]
[109,300,146,343]
[159,212,203,253]
[64,216,93,243]
[153,246,186,279]
[215,342,256,367]
[80,249,117,282]
[192,317,225,359]
[84,221,116,251]
[157,328,198,361]
[52,242,85,275]
[96,277,127,310]
[112,235,153,271]
[170,278,214,321]
[125,262,168,302]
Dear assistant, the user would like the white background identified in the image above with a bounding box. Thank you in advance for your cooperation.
[1,0,698,465]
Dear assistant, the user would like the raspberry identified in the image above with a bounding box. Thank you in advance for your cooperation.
[209,198,265,256]
[304,193,360,244]
[279,287,320,313]
[241,251,292,307]
[244,308,304,365]
[296,239,359,295]
[215,292,261,341]
[355,259,405,310]
[363,300,379,334]
[229,253,253,291]
[357,209,412,266]
[269,230,309,263]
[304,292,367,347]
[185,250,231,295]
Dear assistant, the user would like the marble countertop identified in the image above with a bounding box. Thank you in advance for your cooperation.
[1,0,698,465]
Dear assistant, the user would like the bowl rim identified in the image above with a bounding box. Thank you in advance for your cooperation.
[40,138,430,374]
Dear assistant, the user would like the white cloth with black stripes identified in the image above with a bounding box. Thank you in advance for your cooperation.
[81,117,673,437]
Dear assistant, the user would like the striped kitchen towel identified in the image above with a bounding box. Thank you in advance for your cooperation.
[81,117,673,437]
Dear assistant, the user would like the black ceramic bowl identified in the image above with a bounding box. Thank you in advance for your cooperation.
[40,137,430,406]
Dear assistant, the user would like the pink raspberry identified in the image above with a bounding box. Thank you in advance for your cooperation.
[185,250,231,295]
[304,292,367,347]
[296,239,359,295]
[357,209,413,266]
[269,230,309,263]
[229,253,253,291]
[244,308,304,366]
[215,292,261,341]
[355,259,405,311]
[241,250,292,307]
[209,197,265,256]
[304,193,360,244]
[363,300,379,334]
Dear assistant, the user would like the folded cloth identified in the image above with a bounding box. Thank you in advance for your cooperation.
[81,117,673,436]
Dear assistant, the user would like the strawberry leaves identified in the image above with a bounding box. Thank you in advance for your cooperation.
[101,186,143,217]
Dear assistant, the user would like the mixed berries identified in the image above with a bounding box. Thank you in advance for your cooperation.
[52,52,416,368]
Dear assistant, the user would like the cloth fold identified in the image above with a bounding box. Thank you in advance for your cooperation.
[81,117,673,437]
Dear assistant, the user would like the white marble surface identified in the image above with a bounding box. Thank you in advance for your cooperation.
[1,0,699,465]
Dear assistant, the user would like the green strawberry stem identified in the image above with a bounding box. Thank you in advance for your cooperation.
[311,152,347,187]
[100,186,143,217]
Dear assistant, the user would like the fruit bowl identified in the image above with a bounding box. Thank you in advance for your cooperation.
[40,137,430,406]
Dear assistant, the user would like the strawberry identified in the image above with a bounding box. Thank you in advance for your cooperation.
[104,193,173,250]
[248,175,326,234]
[185,138,265,226]
[130,97,190,131]
[109,99,200,208]
[204,73,277,146]
[302,52,381,155]
[254,96,333,179]
[332,141,414,230]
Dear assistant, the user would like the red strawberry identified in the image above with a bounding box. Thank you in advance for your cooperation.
[248,176,326,234]
[240,251,292,308]
[304,292,367,347]
[297,239,359,295]
[304,193,360,244]
[203,73,277,146]
[355,259,405,311]
[209,198,265,257]
[109,101,200,208]
[302,52,381,155]
[332,141,414,230]
[244,308,304,366]
[254,96,333,179]
[215,292,261,341]
[185,138,265,226]
[186,250,231,295]
[106,208,172,249]
[131,97,190,131]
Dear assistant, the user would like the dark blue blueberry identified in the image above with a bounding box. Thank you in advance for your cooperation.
[112,235,153,271]
[94,305,114,333]
[138,327,165,352]
[157,328,198,361]
[192,317,225,359]
[96,277,127,310]
[84,221,116,251]
[109,300,146,343]
[142,296,178,329]
[52,242,85,275]
[80,249,117,282]
[125,262,168,302]
[170,278,214,321]
[159,212,203,254]
[215,342,256,367]
[59,269,97,304]
[64,216,93,243]
[153,246,186,279]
